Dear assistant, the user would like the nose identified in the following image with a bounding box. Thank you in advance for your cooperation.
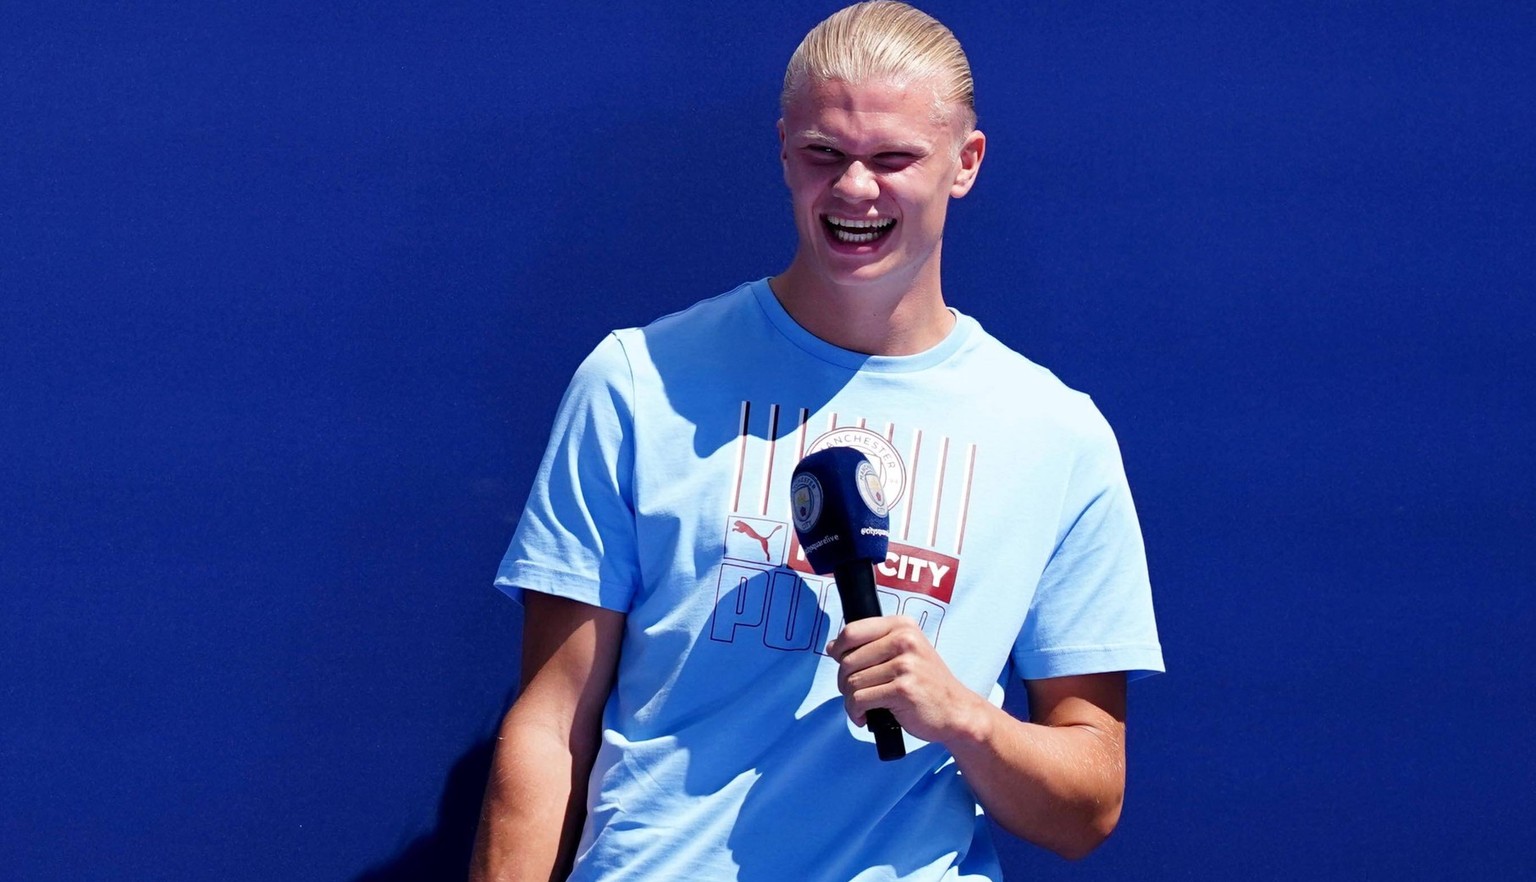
[832,160,878,202]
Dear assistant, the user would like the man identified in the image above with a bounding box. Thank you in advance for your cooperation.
[471,3,1163,880]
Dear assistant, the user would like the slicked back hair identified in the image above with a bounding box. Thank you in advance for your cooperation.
[781,1,977,132]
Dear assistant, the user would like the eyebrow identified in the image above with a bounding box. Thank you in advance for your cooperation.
[791,126,837,143]
[791,127,929,154]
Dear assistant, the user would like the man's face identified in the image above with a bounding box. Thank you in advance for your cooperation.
[779,75,984,293]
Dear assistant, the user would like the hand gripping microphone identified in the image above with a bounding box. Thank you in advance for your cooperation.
[791,446,906,761]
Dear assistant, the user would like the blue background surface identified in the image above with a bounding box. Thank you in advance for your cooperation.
[4,2,1533,879]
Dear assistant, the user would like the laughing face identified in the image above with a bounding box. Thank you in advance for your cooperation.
[779,75,984,297]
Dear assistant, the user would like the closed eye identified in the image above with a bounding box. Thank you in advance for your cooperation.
[802,145,844,162]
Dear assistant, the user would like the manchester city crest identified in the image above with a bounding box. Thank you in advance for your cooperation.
[791,472,822,533]
[854,457,889,517]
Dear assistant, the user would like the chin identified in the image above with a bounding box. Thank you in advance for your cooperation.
[820,247,923,291]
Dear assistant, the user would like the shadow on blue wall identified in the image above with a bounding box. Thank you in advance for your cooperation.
[352,733,497,881]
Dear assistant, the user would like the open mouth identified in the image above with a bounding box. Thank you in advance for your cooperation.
[822,216,896,245]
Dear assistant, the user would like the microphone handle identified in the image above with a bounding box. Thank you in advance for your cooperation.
[833,560,907,761]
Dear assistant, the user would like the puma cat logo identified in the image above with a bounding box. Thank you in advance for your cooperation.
[731,520,781,561]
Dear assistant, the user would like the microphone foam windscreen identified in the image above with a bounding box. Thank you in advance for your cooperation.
[790,446,891,574]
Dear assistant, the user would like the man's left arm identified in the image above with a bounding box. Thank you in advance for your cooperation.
[829,617,1127,861]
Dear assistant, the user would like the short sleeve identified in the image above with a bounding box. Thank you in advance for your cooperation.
[1012,410,1164,682]
[494,334,640,612]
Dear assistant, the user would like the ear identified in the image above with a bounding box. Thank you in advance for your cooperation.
[778,118,793,186]
[950,128,986,198]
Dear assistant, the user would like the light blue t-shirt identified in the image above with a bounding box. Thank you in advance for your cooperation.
[497,279,1163,881]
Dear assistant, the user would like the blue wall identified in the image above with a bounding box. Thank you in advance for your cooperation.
[4,2,1532,879]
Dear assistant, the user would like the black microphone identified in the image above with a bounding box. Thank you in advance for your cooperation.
[791,446,906,761]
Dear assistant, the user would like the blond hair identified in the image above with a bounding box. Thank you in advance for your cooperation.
[781,1,977,130]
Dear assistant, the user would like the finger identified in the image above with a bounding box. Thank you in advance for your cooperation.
[833,642,898,696]
[825,616,893,659]
[844,694,866,727]
[845,678,908,730]
[842,651,913,696]
[836,621,930,678]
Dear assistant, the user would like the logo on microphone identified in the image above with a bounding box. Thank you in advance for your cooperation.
[807,427,905,508]
[790,473,822,533]
[854,458,889,517]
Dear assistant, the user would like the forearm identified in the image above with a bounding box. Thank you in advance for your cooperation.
[831,621,1129,859]
[470,711,596,882]
[944,695,1125,860]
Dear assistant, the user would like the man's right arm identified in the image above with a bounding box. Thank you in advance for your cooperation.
[470,591,625,882]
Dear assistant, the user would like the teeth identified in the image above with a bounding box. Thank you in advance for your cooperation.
[825,216,895,244]
[836,230,880,243]
[827,217,894,230]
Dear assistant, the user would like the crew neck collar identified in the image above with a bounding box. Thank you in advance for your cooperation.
[750,278,973,373]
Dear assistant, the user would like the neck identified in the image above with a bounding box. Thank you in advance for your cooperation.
[769,256,954,357]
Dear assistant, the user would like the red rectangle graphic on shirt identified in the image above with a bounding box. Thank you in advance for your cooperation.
[787,536,958,604]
